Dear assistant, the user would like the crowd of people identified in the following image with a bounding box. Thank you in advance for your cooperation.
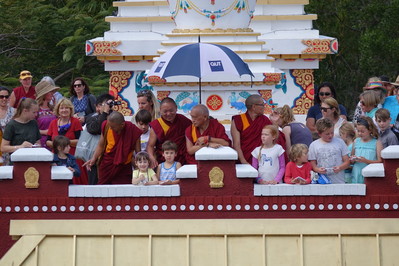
[1,70,399,186]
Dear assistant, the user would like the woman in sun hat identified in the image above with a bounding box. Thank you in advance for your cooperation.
[35,80,59,150]
[383,74,399,124]
[353,77,387,124]
[9,70,36,108]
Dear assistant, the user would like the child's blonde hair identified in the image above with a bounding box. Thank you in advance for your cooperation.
[14,98,38,119]
[272,105,294,127]
[356,116,379,139]
[339,122,356,141]
[288,144,308,162]
[258,125,279,160]
[315,118,334,133]
[360,90,381,109]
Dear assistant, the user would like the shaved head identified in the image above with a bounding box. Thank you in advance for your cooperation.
[191,104,209,116]
[245,94,263,109]
[160,97,177,108]
[108,111,125,124]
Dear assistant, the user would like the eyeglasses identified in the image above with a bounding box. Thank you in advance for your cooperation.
[254,103,264,107]
[319,92,331,97]
[73,84,83,88]
[320,107,332,112]
[0,95,9,99]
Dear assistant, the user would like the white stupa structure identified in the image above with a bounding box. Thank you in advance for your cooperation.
[86,0,338,120]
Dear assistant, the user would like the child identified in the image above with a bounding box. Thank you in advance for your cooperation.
[53,135,81,178]
[359,90,381,120]
[251,125,285,184]
[375,108,398,148]
[135,109,152,151]
[339,122,356,183]
[284,144,312,184]
[156,140,181,185]
[132,151,158,185]
[308,118,349,184]
[351,116,382,184]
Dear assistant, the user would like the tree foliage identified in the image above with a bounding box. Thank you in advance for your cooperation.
[306,0,399,117]
[0,0,113,95]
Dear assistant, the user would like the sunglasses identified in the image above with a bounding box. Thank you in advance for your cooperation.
[73,84,83,88]
[320,107,332,112]
[0,95,9,99]
[319,92,331,97]
[20,72,31,77]
[137,90,152,97]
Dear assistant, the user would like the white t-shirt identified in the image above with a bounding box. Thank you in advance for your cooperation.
[251,144,285,182]
[140,130,150,151]
[308,137,349,184]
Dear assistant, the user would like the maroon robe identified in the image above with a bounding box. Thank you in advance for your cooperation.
[185,118,232,164]
[150,114,192,164]
[98,121,142,184]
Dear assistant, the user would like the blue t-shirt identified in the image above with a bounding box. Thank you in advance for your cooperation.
[383,96,399,124]
[306,103,348,120]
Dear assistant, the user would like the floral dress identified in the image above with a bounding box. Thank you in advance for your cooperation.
[0,107,15,165]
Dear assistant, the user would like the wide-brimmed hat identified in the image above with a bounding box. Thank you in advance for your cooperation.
[19,70,32,80]
[35,80,60,100]
[363,78,387,94]
[390,75,399,86]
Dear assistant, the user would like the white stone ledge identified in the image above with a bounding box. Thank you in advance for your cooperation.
[254,184,366,196]
[68,185,180,198]
[236,164,258,178]
[176,165,197,178]
[381,145,399,159]
[11,148,54,162]
[362,163,385,178]
[0,166,13,180]
[51,166,73,180]
[195,146,238,160]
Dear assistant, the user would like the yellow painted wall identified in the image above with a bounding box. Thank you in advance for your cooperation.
[1,219,399,266]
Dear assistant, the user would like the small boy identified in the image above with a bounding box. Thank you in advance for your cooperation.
[135,109,152,151]
[156,140,181,185]
[308,118,350,184]
[375,108,398,148]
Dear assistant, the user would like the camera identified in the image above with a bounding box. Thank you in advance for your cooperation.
[107,100,122,108]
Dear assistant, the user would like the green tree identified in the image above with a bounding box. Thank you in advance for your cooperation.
[307,0,399,117]
[0,0,113,95]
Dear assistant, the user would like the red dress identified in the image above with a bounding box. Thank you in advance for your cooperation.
[47,117,86,184]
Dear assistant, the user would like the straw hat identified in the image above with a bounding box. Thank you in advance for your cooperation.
[363,77,387,94]
[390,75,399,86]
[35,80,60,100]
[19,70,32,80]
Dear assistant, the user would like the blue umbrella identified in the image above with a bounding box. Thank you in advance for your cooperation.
[147,43,254,103]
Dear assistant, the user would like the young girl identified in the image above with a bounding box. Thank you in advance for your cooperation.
[157,140,181,185]
[132,151,158,185]
[53,135,81,178]
[351,116,382,184]
[1,98,41,157]
[251,125,285,184]
[284,144,312,184]
[339,122,356,183]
